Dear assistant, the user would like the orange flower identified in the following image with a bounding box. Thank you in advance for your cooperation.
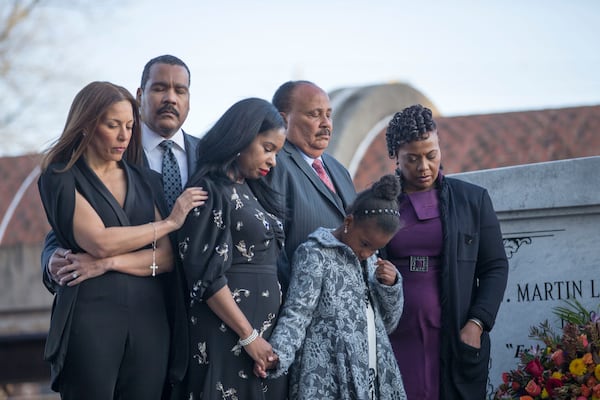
[519,396,534,400]
[525,379,542,396]
[583,352,594,365]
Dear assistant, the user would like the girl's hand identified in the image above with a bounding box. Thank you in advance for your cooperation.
[375,258,399,286]
[243,336,278,376]
[253,352,279,378]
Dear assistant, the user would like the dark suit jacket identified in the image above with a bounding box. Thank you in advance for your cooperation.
[269,140,356,291]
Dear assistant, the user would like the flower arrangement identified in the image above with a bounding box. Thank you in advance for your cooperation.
[494,300,600,400]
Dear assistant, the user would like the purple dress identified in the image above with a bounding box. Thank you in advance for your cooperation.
[386,188,443,400]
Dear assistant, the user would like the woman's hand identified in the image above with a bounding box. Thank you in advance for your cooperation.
[244,336,278,377]
[166,187,208,228]
[375,258,399,286]
[460,320,483,348]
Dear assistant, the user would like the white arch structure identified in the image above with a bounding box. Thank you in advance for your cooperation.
[0,165,41,244]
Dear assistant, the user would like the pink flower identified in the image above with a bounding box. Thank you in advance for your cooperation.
[525,358,544,378]
[551,349,565,367]
[593,383,600,397]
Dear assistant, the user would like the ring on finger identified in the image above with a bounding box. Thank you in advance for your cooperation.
[72,272,78,279]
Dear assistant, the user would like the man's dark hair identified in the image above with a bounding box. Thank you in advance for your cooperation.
[140,54,191,90]
[272,80,316,113]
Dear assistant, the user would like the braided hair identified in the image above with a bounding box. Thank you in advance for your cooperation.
[385,104,437,159]
[346,174,401,234]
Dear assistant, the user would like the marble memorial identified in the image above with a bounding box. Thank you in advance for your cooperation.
[451,156,600,397]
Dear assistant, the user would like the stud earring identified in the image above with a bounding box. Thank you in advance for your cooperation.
[344,225,348,234]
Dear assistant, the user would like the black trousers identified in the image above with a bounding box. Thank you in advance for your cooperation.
[58,274,169,400]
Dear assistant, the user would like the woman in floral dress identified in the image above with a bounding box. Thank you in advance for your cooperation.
[178,98,287,399]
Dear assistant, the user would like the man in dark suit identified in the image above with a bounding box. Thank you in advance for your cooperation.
[270,81,357,291]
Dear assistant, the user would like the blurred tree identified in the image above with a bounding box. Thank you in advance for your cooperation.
[0,0,42,130]
[0,0,116,155]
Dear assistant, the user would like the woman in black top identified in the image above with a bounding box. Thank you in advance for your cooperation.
[38,81,205,399]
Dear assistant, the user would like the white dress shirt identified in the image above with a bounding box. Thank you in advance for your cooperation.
[141,123,189,185]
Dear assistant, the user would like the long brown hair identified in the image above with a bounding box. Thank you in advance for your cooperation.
[41,81,143,171]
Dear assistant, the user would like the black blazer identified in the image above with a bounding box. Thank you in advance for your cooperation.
[269,140,356,291]
[182,131,200,176]
[38,159,167,390]
[436,177,508,399]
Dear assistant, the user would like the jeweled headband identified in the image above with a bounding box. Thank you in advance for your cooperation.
[361,208,400,216]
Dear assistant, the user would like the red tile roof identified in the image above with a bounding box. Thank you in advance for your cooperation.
[2,105,599,245]
[352,105,600,191]
[0,154,48,246]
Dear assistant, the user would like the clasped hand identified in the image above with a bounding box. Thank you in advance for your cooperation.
[244,336,279,378]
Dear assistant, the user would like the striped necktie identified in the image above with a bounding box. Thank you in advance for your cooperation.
[312,159,336,193]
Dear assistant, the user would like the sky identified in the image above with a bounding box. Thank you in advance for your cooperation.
[4,0,600,156]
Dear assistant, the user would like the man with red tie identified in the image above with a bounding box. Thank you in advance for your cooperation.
[270,81,357,292]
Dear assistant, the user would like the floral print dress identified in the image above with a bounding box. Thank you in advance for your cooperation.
[178,178,287,400]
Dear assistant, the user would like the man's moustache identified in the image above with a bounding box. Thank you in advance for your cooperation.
[157,106,179,117]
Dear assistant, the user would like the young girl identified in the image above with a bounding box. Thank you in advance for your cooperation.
[259,174,407,400]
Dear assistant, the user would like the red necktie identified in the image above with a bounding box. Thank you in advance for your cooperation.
[312,159,336,193]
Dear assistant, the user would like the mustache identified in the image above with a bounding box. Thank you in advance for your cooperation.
[157,105,179,117]
[316,128,331,137]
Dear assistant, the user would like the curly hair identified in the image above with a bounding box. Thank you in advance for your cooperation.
[385,104,437,158]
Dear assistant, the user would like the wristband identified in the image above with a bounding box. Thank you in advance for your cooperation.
[468,318,484,332]
[239,329,258,346]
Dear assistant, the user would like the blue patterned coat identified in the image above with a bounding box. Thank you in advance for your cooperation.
[268,228,407,400]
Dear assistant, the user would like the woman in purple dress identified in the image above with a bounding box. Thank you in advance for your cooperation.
[384,104,509,399]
